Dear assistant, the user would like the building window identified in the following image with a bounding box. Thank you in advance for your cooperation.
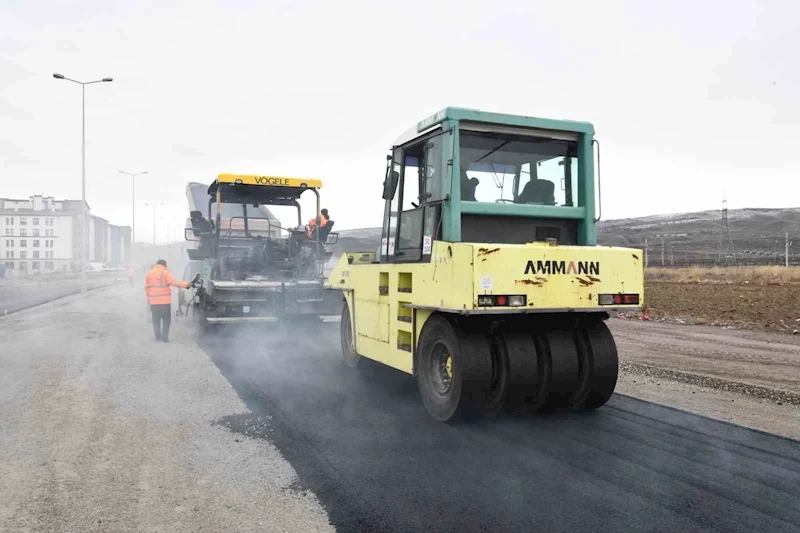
[19,261,27,270]
[20,251,27,259]
[33,251,39,259]
[49,218,54,225]
[5,262,13,269]
[5,217,13,225]
[33,217,39,225]
[5,251,13,258]
[20,229,26,237]
[33,229,39,236]
[20,240,26,247]
[45,261,54,270]
[32,261,40,270]
[19,217,27,225]
[5,229,12,236]
[5,240,12,247]
[33,240,39,247]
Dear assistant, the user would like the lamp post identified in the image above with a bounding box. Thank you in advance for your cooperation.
[53,72,113,292]
[119,171,148,244]
[145,203,164,246]
[161,218,178,245]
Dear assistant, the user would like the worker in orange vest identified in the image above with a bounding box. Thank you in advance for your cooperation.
[144,259,194,342]
[306,208,329,239]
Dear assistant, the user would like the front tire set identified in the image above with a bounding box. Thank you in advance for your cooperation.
[339,301,618,422]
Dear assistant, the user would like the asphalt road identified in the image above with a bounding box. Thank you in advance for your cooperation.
[201,327,800,533]
[0,275,121,314]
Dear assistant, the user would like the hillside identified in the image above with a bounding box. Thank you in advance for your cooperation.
[330,207,800,266]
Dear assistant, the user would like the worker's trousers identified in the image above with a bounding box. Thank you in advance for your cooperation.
[150,303,172,340]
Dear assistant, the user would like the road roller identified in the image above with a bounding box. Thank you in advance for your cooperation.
[326,107,644,421]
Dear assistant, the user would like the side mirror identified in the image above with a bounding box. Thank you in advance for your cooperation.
[382,170,399,200]
[191,272,201,285]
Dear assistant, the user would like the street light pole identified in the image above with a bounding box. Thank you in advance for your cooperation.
[145,203,164,246]
[161,218,174,245]
[53,73,113,293]
[119,171,148,244]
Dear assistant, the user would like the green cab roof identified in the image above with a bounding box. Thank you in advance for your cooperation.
[416,107,595,135]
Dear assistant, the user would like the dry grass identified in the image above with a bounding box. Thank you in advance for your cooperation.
[646,266,800,284]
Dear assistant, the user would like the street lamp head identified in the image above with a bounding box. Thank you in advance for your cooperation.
[102,78,113,82]
[53,73,65,79]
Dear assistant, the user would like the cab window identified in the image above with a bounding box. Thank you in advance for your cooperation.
[459,131,578,207]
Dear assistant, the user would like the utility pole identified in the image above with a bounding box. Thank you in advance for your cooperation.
[661,237,665,266]
[119,171,148,244]
[644,238,649,267]
[786,232,790,267]
[722,195,736,265]
[53,72,114,292]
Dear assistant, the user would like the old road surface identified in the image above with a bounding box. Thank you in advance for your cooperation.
[0,275,118,315]
[1,286,798,532]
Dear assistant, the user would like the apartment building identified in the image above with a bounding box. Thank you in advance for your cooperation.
[0,195,131,275]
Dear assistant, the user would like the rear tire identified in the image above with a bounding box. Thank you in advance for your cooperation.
[341,301,360,368]
[416,315,492,422]
[484,330,510,415]
[497,330,548,414]
[575,320,618,409]
[536,328,581,412]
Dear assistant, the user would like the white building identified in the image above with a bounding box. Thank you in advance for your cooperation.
[0,195,131,276]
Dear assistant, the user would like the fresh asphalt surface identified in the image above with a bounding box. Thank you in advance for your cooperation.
[200,326,800,533]
[0,276,120,314]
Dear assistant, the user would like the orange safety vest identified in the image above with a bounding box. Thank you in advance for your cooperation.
[306,214,329,239]
[144,264,189,305]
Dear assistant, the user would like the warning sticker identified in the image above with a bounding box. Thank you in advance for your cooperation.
[423,235,432,255]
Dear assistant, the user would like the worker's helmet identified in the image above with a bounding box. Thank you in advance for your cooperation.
[321,208,329,217]
[157,259,167,266]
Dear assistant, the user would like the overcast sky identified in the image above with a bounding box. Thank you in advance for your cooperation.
[1,0,798,244]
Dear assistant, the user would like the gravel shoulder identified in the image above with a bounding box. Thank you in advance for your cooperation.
[610,318,800,439]
[0,286,333,533]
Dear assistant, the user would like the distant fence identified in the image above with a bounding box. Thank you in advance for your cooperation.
[612,235,800,267]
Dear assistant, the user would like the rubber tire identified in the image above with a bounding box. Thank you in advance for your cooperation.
[537,328,581,412]
[497,331,548,414]
[416,315,492,422]
[576,320,619,409]
[483,331,510,415]
[341,301,360,368]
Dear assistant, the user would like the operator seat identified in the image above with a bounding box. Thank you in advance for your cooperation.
[461,175,479,201]
[318,220,334,243]
[189,210,214,236]
[517,179,555,205]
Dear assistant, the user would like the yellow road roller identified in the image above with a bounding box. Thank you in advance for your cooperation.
[326,107,644,421]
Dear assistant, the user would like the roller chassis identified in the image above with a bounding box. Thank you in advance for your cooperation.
[328,240,643,422]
